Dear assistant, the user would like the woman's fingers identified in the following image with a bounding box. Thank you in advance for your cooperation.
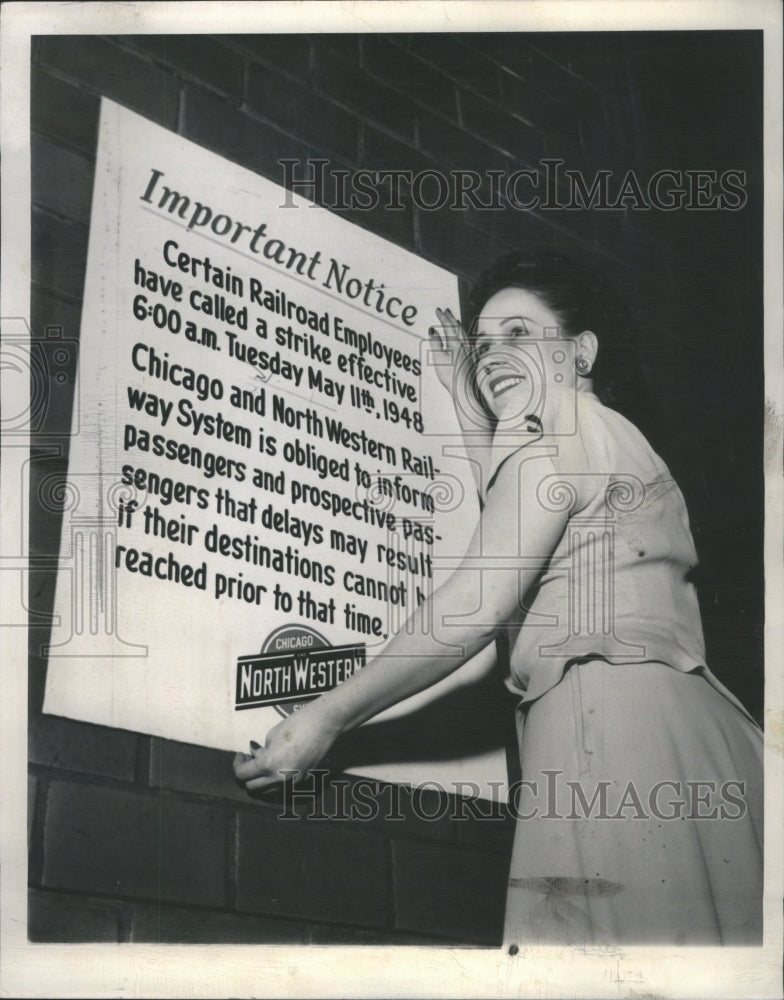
[435,307,468,349]
[233,748,273,781]
[433,309,450,351]
[246,773,286,791]
[428,325,445,352]
[234,741,299,790]
[440,306,460,330]
[435,307,455,334]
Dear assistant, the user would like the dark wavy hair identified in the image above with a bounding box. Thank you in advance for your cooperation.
[468,250,653,430]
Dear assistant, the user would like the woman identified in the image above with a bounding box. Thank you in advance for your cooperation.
[234,252,763,947]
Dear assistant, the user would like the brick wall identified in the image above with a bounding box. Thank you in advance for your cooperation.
[29,30,763,943]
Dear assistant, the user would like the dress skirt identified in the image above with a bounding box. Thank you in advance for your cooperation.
[503,660,763,947]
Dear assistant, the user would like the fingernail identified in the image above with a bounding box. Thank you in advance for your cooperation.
[250,740,260,750]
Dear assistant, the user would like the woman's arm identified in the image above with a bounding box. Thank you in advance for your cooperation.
[234,447,567,790]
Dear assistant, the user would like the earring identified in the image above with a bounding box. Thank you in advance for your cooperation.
[575,355,592,376]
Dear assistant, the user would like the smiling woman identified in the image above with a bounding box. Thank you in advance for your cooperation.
[233,251,763,947]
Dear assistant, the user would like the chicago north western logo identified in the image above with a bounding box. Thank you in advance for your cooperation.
[235,623,366,717]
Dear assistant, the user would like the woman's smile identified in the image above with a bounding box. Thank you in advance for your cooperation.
[489,373,526,397]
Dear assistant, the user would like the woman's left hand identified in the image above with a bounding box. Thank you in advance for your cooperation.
[233,705,339,791]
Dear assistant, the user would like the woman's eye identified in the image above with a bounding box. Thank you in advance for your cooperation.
[511,324,528,337]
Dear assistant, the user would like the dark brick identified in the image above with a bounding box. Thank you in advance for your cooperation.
[43,780,228,907]
[38,36,179,130]
[28,645,53,721]
[28,775,37,844]
[528,33,624,97]
[330,201,415,256]
[361,124,431,175]
[528,40,607,106]
[29,714,137,781]
[391,838,508,944]
[362,37,458,120]
[28,888,122,942]
[236,809,387,926]
[386,782,457,841]
[131,892,449,946]
[273,772,455,842]
[416,108,506,173]
[364,131,552,255]
[459,89,544,165]
[540,123,585,167]
[182,85,308,186]
[543,203,627,257]
[246,62,359,163]
[32,208,89,302]
[305,139,419,251]
[28,768,46,885]
[406,34,501,102]
[32,135,94,225]
[150,737,252,803]
[29,282,83,431]
[465,34,533,81]
[416,210,510,283]
[130,901,312,943]
[313,47,415,142]
[31,68,100,159]
[25,291,81,448]
[24,390,77,581]
[453,805,515,850]
[455,197,559,255]
[122,35,243,101]
[314,34,361,64]
[498,67,585,134]
[224,34,311,81]
[31,284,83,345]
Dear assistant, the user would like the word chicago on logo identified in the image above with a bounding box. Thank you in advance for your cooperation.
[235,623,366,718]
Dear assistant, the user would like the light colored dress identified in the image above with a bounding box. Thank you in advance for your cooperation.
[483,391,763,947]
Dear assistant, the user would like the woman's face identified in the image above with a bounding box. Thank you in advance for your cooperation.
[472,286,580,422]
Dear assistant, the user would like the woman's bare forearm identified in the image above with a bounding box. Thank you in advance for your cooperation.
[312,577,496,734]
[454,409,494,495]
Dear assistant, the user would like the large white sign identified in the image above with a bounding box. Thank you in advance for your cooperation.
[44,99,506,795]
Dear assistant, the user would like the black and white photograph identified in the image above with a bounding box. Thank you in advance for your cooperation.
[1,1,782,997]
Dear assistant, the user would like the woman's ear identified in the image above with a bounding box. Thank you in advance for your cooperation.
[576,330,598,368]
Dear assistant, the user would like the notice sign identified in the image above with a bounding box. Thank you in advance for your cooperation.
[44,99,505,794]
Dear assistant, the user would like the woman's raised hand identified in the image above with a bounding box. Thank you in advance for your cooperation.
[430,307,493,439]
[429,307,473,393]
[233,705,339,791]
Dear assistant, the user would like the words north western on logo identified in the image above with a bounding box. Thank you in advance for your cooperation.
[236,623,365,716]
